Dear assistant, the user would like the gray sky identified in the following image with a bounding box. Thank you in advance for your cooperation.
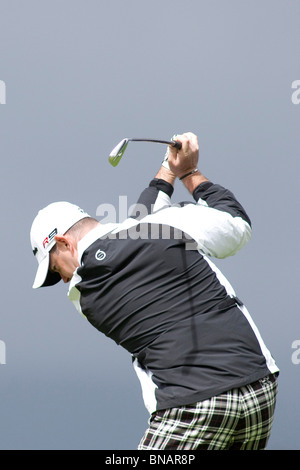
[0,0,299,450]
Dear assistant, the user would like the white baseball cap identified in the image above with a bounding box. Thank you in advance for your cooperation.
[30,201,90,289]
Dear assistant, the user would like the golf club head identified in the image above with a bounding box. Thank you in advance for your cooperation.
[108,138,130,167]
[108,138,182,167]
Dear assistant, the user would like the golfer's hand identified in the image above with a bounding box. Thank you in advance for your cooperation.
[167,132,209,192]
[167,132,199,178]
[155,132,208,191]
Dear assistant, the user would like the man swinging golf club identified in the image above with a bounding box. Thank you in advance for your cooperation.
[30,132,279,450]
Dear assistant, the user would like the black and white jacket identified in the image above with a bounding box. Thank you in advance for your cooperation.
[68,179,279,414]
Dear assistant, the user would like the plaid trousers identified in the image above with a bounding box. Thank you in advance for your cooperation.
[138,373,278,450]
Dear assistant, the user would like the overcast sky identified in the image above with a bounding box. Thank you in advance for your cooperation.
[0,0,299,450]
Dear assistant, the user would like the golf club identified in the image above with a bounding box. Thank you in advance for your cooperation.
[108,138,182,167]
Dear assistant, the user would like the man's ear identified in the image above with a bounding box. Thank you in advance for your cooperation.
[54,234,77,254]
[54,235,70,250]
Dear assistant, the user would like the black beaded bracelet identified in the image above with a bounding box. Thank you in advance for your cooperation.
[179,168,199,180]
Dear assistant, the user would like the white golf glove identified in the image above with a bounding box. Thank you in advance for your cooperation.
[162,134,178,170]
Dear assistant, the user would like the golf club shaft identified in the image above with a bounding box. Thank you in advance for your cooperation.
[130,138,182,150]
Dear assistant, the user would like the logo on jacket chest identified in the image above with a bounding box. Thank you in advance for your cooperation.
[95,249,106,261]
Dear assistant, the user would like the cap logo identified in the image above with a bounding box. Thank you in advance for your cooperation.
[43,228,57,249]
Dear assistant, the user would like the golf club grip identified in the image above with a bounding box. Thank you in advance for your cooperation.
[172,140,182,150]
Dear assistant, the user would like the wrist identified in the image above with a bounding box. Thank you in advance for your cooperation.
[181,170,209,194]
[155,166,176,186]
[179,168,199,180]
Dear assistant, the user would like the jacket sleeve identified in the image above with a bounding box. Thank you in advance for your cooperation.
[139,180,252,259]
[189,181,252,258]
[129,178,174,220]
[192,181,251,227]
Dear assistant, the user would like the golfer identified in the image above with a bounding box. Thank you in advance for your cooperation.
[30,132,279,450]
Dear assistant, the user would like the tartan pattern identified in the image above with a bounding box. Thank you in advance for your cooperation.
[138,374,278,450]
